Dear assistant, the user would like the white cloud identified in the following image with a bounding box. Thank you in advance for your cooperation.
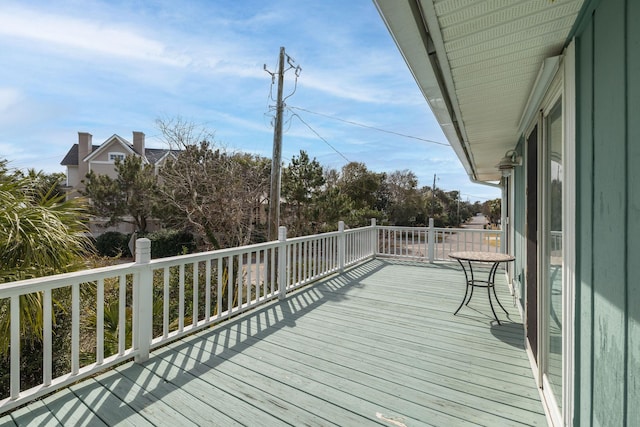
[0,5,189,67]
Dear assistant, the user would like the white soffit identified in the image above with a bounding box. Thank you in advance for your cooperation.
[374,0,584,182]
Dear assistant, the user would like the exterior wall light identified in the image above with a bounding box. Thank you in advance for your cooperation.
[497,150,522,177]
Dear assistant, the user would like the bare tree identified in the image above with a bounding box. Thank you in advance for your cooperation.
[155,118,270,249]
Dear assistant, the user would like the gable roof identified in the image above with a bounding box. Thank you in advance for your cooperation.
[60,144,101,166]
[374,0,585,182]
[145,147,180,164]
[83,134,137,163]
[61,137,178,166]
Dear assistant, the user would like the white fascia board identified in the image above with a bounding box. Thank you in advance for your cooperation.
[373,0,475,179]
[83,134,135,162]
[83,134,150,165]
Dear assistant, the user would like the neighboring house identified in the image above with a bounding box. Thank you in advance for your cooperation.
[60,131,178,234]
[61,131,176,194]
[374,1,637,426]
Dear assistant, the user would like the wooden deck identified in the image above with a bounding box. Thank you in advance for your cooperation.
[1,259,547,426]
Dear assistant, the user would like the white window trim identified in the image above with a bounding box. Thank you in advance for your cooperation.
[539,86,562,427]
[536,40,576,427]
[108,152,126,163]
[562,39,576,427]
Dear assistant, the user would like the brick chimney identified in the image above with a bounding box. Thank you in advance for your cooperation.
[133,131,145,157]
[77,132,92,186]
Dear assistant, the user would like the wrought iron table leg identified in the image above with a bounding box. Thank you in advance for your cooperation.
[488,262,509,315]
[453,259,470,315]
[466,260,475,304]
[454,259,508,325]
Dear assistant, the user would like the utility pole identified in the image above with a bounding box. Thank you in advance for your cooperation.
[430,173,437,217]
[267,47,285,242]
[265,47,301,242]
[457,191,460,226]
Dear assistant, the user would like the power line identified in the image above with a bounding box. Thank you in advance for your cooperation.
[288,109,351,163]
[289,106,450,147]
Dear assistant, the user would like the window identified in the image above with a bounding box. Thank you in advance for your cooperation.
[108,152,125,162]
[543,97,563,412]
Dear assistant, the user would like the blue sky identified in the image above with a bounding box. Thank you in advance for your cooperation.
[0,0,500,202]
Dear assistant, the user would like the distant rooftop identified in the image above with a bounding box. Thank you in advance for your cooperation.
[60,144,179,166]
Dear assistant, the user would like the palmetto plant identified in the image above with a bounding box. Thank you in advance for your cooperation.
[0,162,93,356]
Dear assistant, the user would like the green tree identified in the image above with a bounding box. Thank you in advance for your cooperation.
[337,162,386,226]
[339,162,383,210]
[386,170,421,225]
[482,198,501,226]
[281,150,325,236]
[82,155,158,232]
[313,186,353,231]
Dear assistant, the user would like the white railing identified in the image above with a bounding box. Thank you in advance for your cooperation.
[0,221,377,413]
[376,219,503,261]
[550,230,562,253]
[0,218,502,413]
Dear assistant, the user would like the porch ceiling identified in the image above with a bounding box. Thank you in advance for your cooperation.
[374,0,584,182]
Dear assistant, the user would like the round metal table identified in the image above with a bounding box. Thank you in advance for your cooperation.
[449,251,515,325]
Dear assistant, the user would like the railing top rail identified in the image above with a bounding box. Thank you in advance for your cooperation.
[377,225,503,233]
[376,225,428,231]
[343,225,374,235]
[147,239,279,268]
[286,229,340,244]
[0,262,137,298]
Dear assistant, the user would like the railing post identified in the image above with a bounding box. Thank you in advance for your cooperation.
[278,226,287,300]
[370,218,377,259]
[338,221,345,272]
[134,238,152,363]
[428,218,435,263]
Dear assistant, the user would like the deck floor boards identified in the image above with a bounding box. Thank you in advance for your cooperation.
[4,259,547,426]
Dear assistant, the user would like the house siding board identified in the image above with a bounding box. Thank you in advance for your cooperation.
[67,167,79,188]
[575,17,594,427]
[90,139,127,163]
[90,163,119,179]
[591,1,627,425]
[627,0,640,422]
[575,0,638,424]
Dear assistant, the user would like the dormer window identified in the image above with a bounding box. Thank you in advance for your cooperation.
[109,152,125,163]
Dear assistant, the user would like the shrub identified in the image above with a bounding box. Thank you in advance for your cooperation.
[145,229,196,259]
[95,231,131,258]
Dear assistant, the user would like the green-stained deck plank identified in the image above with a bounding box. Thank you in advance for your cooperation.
[235,300,535,383]
[122,355,323,427]
[173,322,544,425]
[42,388,109,427]
[69,378,154,427]
[290,303,530,362]
[93,368,199,427]
[164,332,473,426]
[243,322,541,401]
[113,362,239,427]
[4,259,547,426]
[155,340,387,426]
[9,400,61,427]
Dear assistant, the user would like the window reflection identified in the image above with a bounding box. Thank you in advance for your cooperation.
[546,100,563,410]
